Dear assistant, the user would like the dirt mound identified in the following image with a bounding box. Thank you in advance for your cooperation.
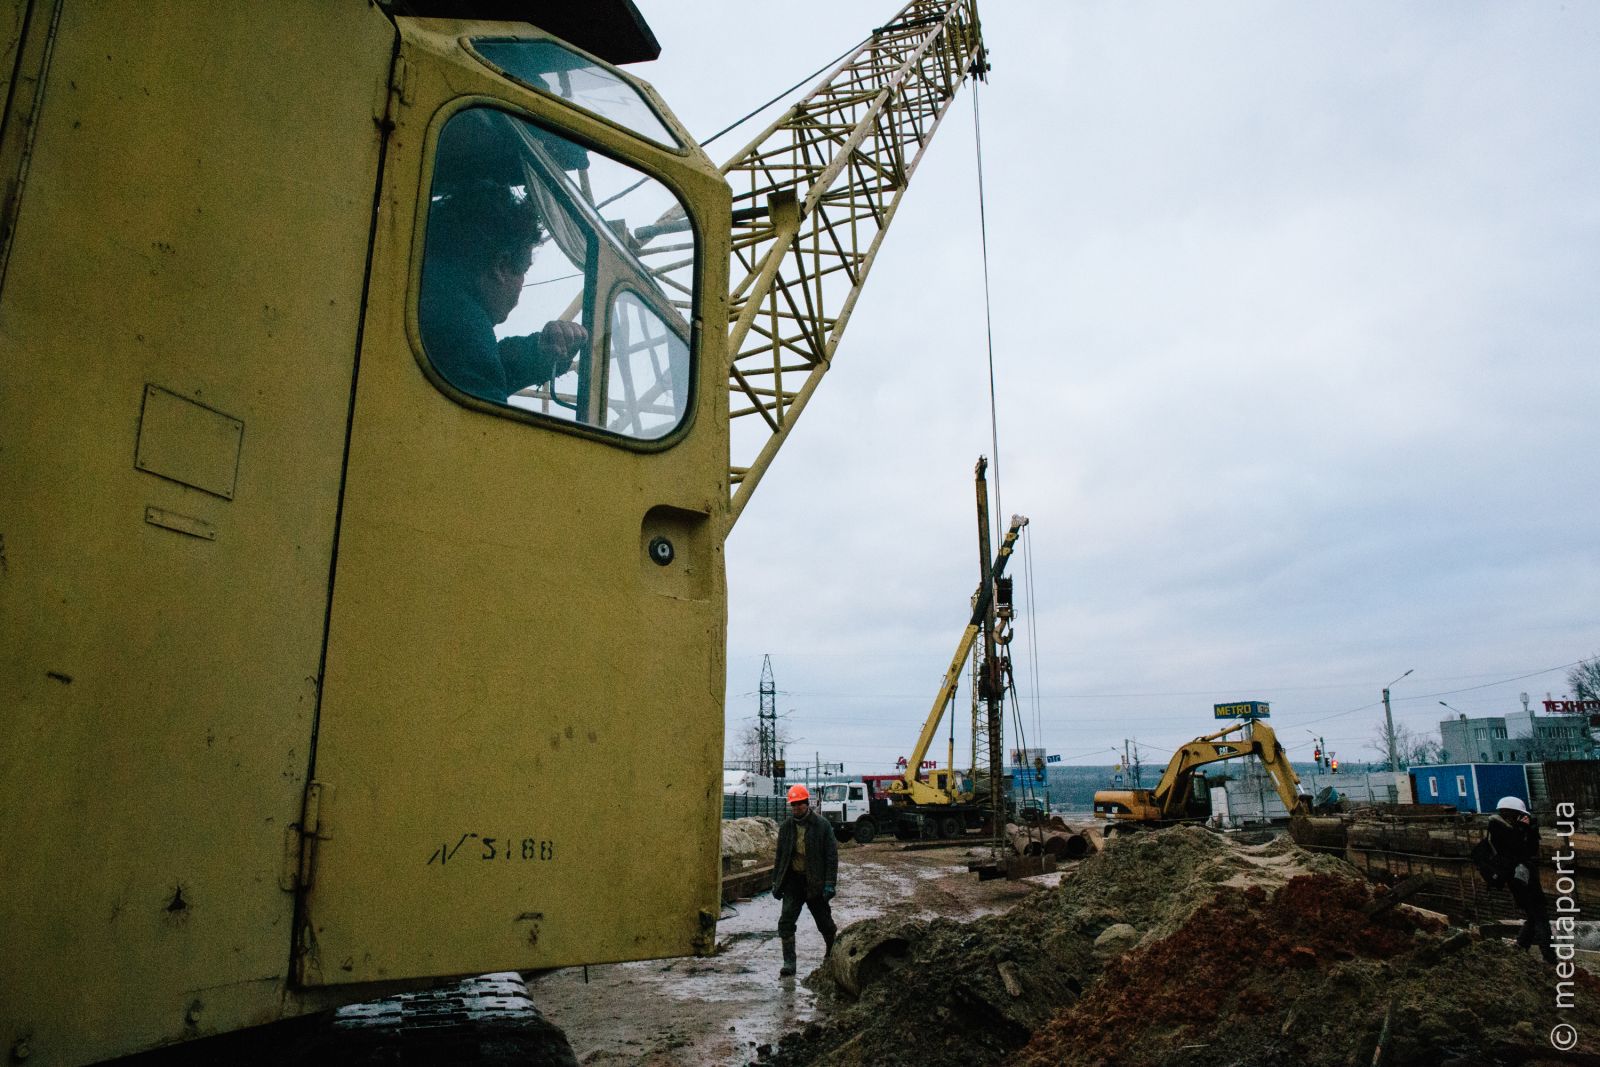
[721,817,778,862]
[758,826,1600,1067]
[764,899,1094,1067]
[1018,870,1600,1066]
[1057,825,1355,944]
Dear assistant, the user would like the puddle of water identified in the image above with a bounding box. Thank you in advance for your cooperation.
[525,847,1059,1065]
[528,887,826,1064]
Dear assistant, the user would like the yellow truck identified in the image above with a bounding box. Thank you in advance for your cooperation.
[0,2,985,1062]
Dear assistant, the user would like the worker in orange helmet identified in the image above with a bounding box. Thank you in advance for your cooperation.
[771,783,838,978]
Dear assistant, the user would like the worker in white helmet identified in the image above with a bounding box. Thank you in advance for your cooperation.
[1483,795,1555,962]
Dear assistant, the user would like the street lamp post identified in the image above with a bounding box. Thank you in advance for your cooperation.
[1383,669,1414,772]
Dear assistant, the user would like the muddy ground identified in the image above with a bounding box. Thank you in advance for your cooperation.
[531,823,1600,1067]
[123,823,1600,1066]
[762,826,1600,1067]
[527,835,1052,1065]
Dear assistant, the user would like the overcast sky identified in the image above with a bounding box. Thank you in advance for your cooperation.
[635,2,1600,776]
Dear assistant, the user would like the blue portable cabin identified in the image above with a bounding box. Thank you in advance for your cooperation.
[1409,763,1530,813]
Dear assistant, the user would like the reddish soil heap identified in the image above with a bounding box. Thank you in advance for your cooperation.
[1015,873,1438,1066]
[759,828,1600,1067]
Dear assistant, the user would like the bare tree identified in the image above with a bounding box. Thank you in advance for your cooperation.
[1368,720,1443,768]
[1568,655,1600,702]
[726,717,793,768]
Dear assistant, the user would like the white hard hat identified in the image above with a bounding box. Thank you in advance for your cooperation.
[1497,796,1528,815]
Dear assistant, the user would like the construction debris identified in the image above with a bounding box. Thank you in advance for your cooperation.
[759,826,1600,1066]
[721,816,779,866]
[721,816,780,902]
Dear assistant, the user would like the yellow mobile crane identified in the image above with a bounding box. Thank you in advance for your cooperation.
[0,2,985,1063]
[887,459,1027,839]
[1092,720,1308,832]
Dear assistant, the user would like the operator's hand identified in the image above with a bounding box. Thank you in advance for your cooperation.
[823,883,836,901]
[1513,864,1531,886]
[538,319,588,375]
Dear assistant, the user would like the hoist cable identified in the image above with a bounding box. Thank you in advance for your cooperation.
[1023,527,1044,757]
[596,39,868,213]
[698,38,869,150]
[972,76,1003,522]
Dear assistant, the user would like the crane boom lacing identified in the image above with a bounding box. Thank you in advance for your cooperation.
[718,0,987,528]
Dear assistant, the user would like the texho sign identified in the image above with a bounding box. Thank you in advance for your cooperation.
[1545,699,1600,714]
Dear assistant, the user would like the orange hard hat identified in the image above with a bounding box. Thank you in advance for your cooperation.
[786,784,810,803]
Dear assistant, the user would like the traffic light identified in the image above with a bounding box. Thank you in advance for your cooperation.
[1313,747,1321,764]
[1330,758,1339,774]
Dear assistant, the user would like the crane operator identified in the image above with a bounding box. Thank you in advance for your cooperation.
[418,110,587,404]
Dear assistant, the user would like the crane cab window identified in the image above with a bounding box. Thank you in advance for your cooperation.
[821,784,847,803]
[418,107,693,441]
[469,39,679,150]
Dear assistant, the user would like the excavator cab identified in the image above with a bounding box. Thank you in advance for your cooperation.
[1177,772,1214,820]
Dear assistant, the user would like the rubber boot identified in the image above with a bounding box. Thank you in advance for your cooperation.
[779,935,797,977]
[823,930,835,958]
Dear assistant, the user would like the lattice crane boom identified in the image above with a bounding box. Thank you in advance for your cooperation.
[719,0,987,527]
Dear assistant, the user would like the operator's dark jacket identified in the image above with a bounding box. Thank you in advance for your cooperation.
[1486,811,1541,879]
[772,813,838,900]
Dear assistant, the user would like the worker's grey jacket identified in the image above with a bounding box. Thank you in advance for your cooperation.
[772,812,838,899]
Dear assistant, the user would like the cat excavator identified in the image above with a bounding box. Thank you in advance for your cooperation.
[1092,720,1308,832]
[0,1,987,1062]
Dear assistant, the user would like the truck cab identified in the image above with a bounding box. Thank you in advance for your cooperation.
[819,781,873,841]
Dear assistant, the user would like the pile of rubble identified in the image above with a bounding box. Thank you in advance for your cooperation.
[761,826,1600,1067]
[721,817,779,865]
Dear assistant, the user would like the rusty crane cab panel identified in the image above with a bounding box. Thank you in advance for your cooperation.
[0,2,729,1064]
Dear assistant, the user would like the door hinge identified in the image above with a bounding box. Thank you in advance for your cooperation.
[378,55,411,132]
[280,780,327,892]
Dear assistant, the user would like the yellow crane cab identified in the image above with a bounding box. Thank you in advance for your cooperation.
[1,2,986,1062]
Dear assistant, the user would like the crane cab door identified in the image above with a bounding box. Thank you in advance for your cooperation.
[293,22,731,986]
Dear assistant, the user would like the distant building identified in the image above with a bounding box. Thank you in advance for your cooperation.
[1438,705,1596,765]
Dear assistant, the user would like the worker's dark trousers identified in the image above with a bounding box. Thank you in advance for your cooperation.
[776,871,836,943]
[1509,878,1554,956]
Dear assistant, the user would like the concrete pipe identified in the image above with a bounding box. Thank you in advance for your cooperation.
[829,919,923,998]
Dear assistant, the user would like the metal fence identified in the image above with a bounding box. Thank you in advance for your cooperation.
[1328,812,1600,928]
[722,793,788,820]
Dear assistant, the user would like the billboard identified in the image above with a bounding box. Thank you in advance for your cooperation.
[1214,700,1270,720]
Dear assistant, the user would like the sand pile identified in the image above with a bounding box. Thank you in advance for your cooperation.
[760,826,1600,1067]
[721,817,779,864]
